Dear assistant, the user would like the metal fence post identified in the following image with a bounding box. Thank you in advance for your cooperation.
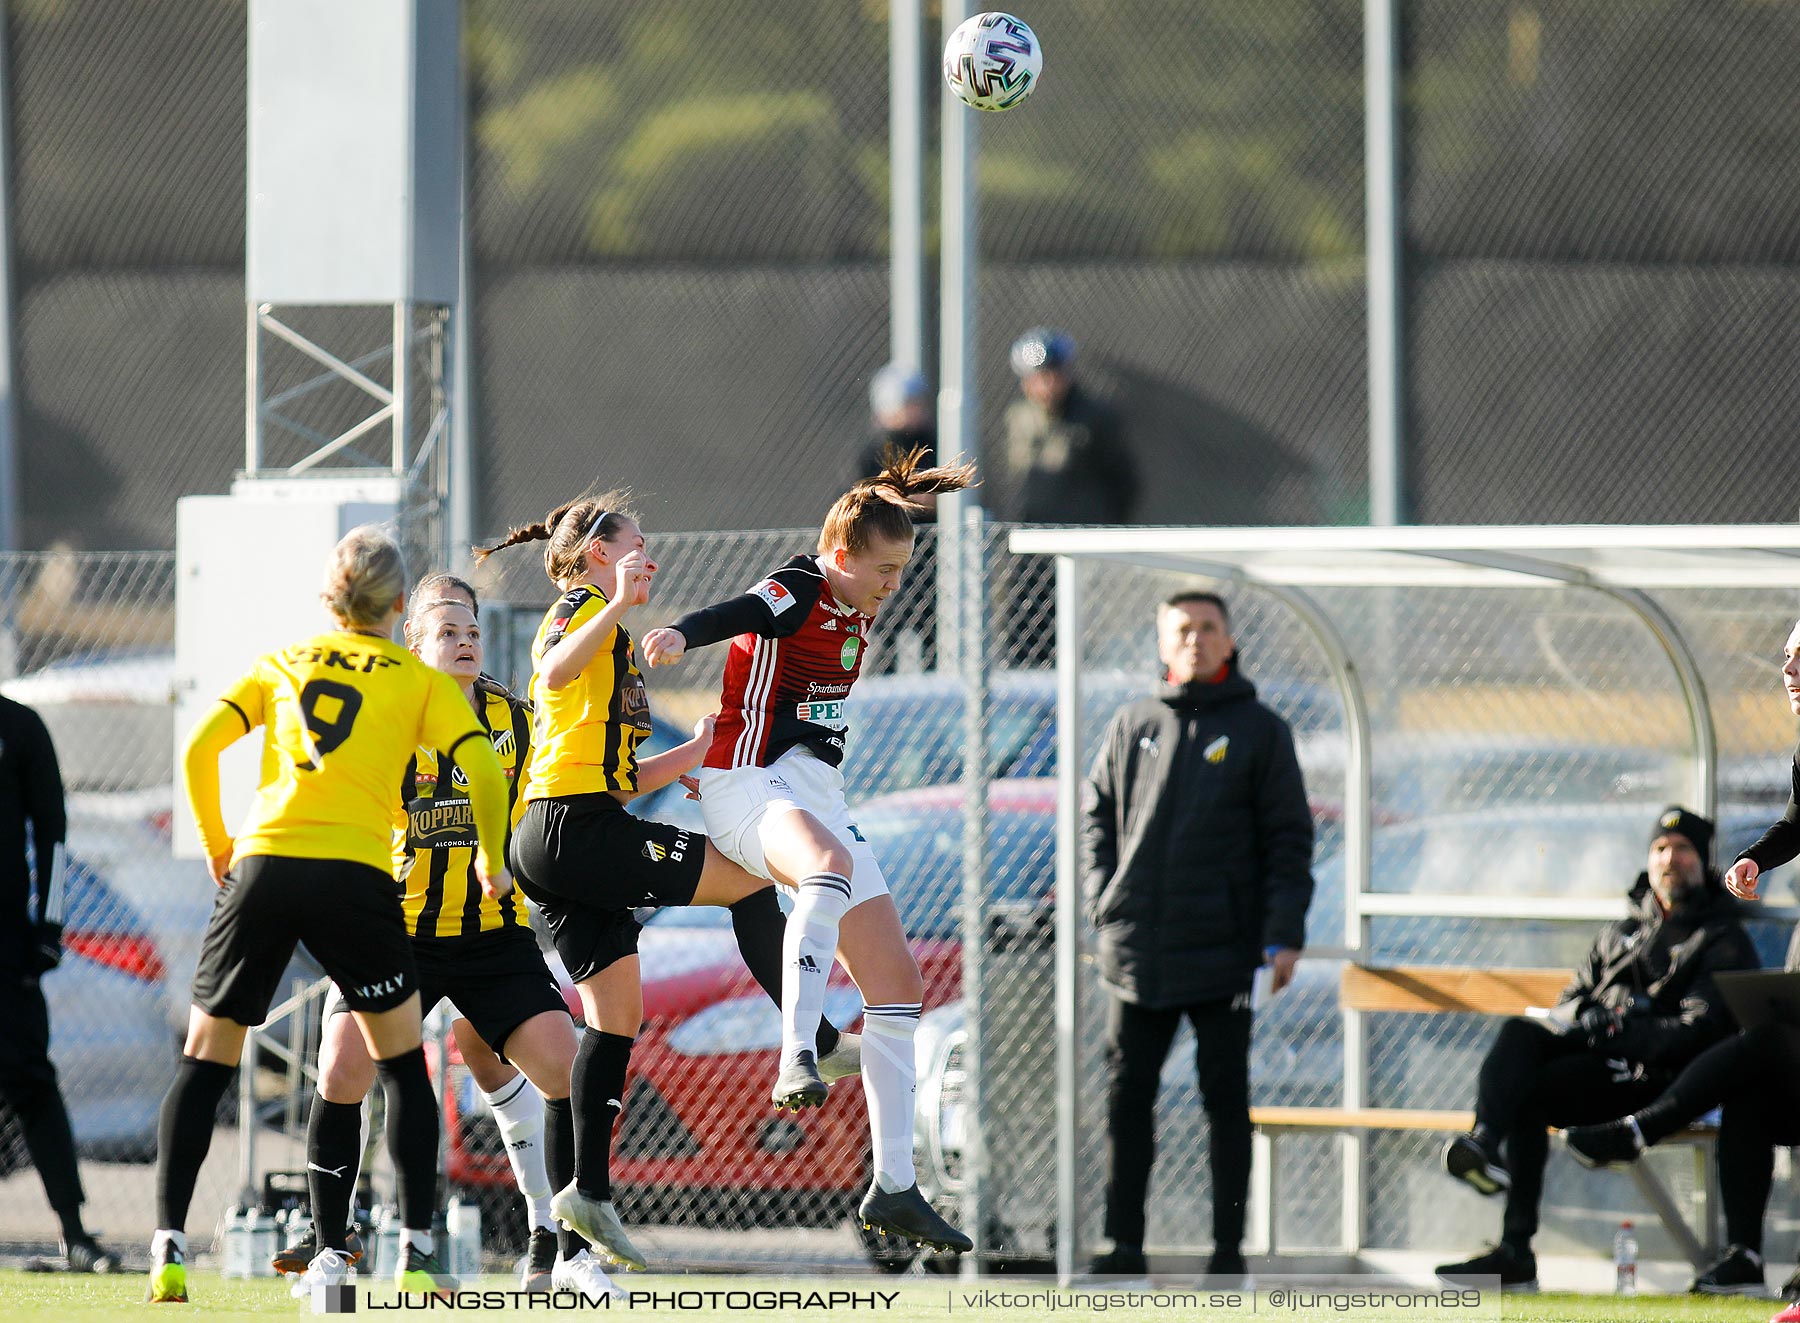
[1052,554,1082,1283]
[959,506,989,1276]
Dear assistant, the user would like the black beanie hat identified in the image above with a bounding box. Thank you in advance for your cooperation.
[1651,806,1714,865]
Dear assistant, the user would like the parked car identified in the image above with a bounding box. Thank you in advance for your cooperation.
[2,651,219,1031]
[0,857,176,1165]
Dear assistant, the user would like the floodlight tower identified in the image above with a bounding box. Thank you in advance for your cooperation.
[243,0,462,563]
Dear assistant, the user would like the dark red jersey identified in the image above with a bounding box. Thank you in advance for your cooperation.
[670,554,872,769]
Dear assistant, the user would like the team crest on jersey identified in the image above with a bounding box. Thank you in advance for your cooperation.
[490,727,515,758]
[752,579,797,615]
[1205,736,1230,764]
[839,635,861,670]
[642,841,667,863]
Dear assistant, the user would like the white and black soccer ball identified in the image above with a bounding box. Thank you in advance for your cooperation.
[942,12,1042,113]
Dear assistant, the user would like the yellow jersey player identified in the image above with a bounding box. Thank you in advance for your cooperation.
[474,494,855,1272]
[149,527,509,1304]
[284,575,618,1302]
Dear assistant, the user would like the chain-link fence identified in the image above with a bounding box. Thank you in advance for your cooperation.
[5,535,1800,1275]
[11,0,1800,551]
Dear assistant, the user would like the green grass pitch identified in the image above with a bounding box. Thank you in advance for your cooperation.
[0,1272,1785,1321]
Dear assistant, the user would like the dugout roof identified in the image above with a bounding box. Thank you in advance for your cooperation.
[1008,523,1800,590]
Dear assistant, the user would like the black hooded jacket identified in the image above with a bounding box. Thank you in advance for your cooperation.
[1558,869,1758,1070]
[1080,657,1314,1008]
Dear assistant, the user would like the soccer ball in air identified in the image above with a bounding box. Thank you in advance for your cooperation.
[943,12,1042,113]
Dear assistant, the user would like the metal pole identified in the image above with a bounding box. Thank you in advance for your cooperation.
[391,302,411,474]
[245,306,263,474]
[937,0,979,675]
[1052,555,1082,1284]
[448,0,476,569]
[889,0,925,374]
[1258,581,1372,1254]
[237,1032,259,1208]
[1605,588,1718,819]
[1365,0,1404,526]
[0,13,19,551]
[958,505,989,1277]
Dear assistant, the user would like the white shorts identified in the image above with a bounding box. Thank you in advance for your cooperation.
[696,746,890,908]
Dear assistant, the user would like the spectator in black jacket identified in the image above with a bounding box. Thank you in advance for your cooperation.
[1081,591,1314,1280]
[1437,807,1757,1293]
[0,693,118,1272]
[998,328,1137,667]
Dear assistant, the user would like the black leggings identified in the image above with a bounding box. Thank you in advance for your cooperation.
[1472,1018,1664,1246]
[1633,1024,1800,1252]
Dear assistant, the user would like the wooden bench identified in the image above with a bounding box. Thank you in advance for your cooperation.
[1245,964,1721,1267]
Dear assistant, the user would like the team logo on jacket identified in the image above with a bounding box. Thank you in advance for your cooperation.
[491,727,515,758]
[1204,736,1229,764]
[753,579,797,615]
[840,636,861,670]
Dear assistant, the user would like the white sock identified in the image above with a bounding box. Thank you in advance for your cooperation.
[861,1003,921,1192]
[152,1229,186,1257]
[481,1074,553,1230]
[404,1229,433,1254]
[781,873,851,1065]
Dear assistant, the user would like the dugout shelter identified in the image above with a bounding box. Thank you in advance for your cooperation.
[1012,524,1800,1281]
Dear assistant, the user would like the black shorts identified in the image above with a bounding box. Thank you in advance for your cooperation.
[327,924,569,1064]
[510,794,704,982]
[193,854,418,1023]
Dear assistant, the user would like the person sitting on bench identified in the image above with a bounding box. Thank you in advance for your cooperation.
[1436,807,1757,1292]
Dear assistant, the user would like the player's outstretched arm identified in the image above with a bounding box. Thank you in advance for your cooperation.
[1724,857,1761,901]
[540,550,654,690]
[641,627,686,667]
[630,714,716,795]
[454,729,512,900]
[181,701,252,885]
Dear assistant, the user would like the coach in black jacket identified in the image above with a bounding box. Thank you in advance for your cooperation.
[1436,806,1757,1292]
[1081,591,1314,1279]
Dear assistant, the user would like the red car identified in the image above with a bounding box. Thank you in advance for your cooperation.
[441,779,1056,1262]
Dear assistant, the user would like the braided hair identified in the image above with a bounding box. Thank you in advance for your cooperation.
[472,491,635,585]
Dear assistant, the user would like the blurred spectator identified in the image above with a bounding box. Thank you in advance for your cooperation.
[857,363,937,495]
[858,363,938,673]
[1,693,119,1273]
[1000,328,1137,525]
[999,329,1137,665]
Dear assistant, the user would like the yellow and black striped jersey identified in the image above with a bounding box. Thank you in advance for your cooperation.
[189,631,502,876]
[523,584,652,801]
[397,678,532,938]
